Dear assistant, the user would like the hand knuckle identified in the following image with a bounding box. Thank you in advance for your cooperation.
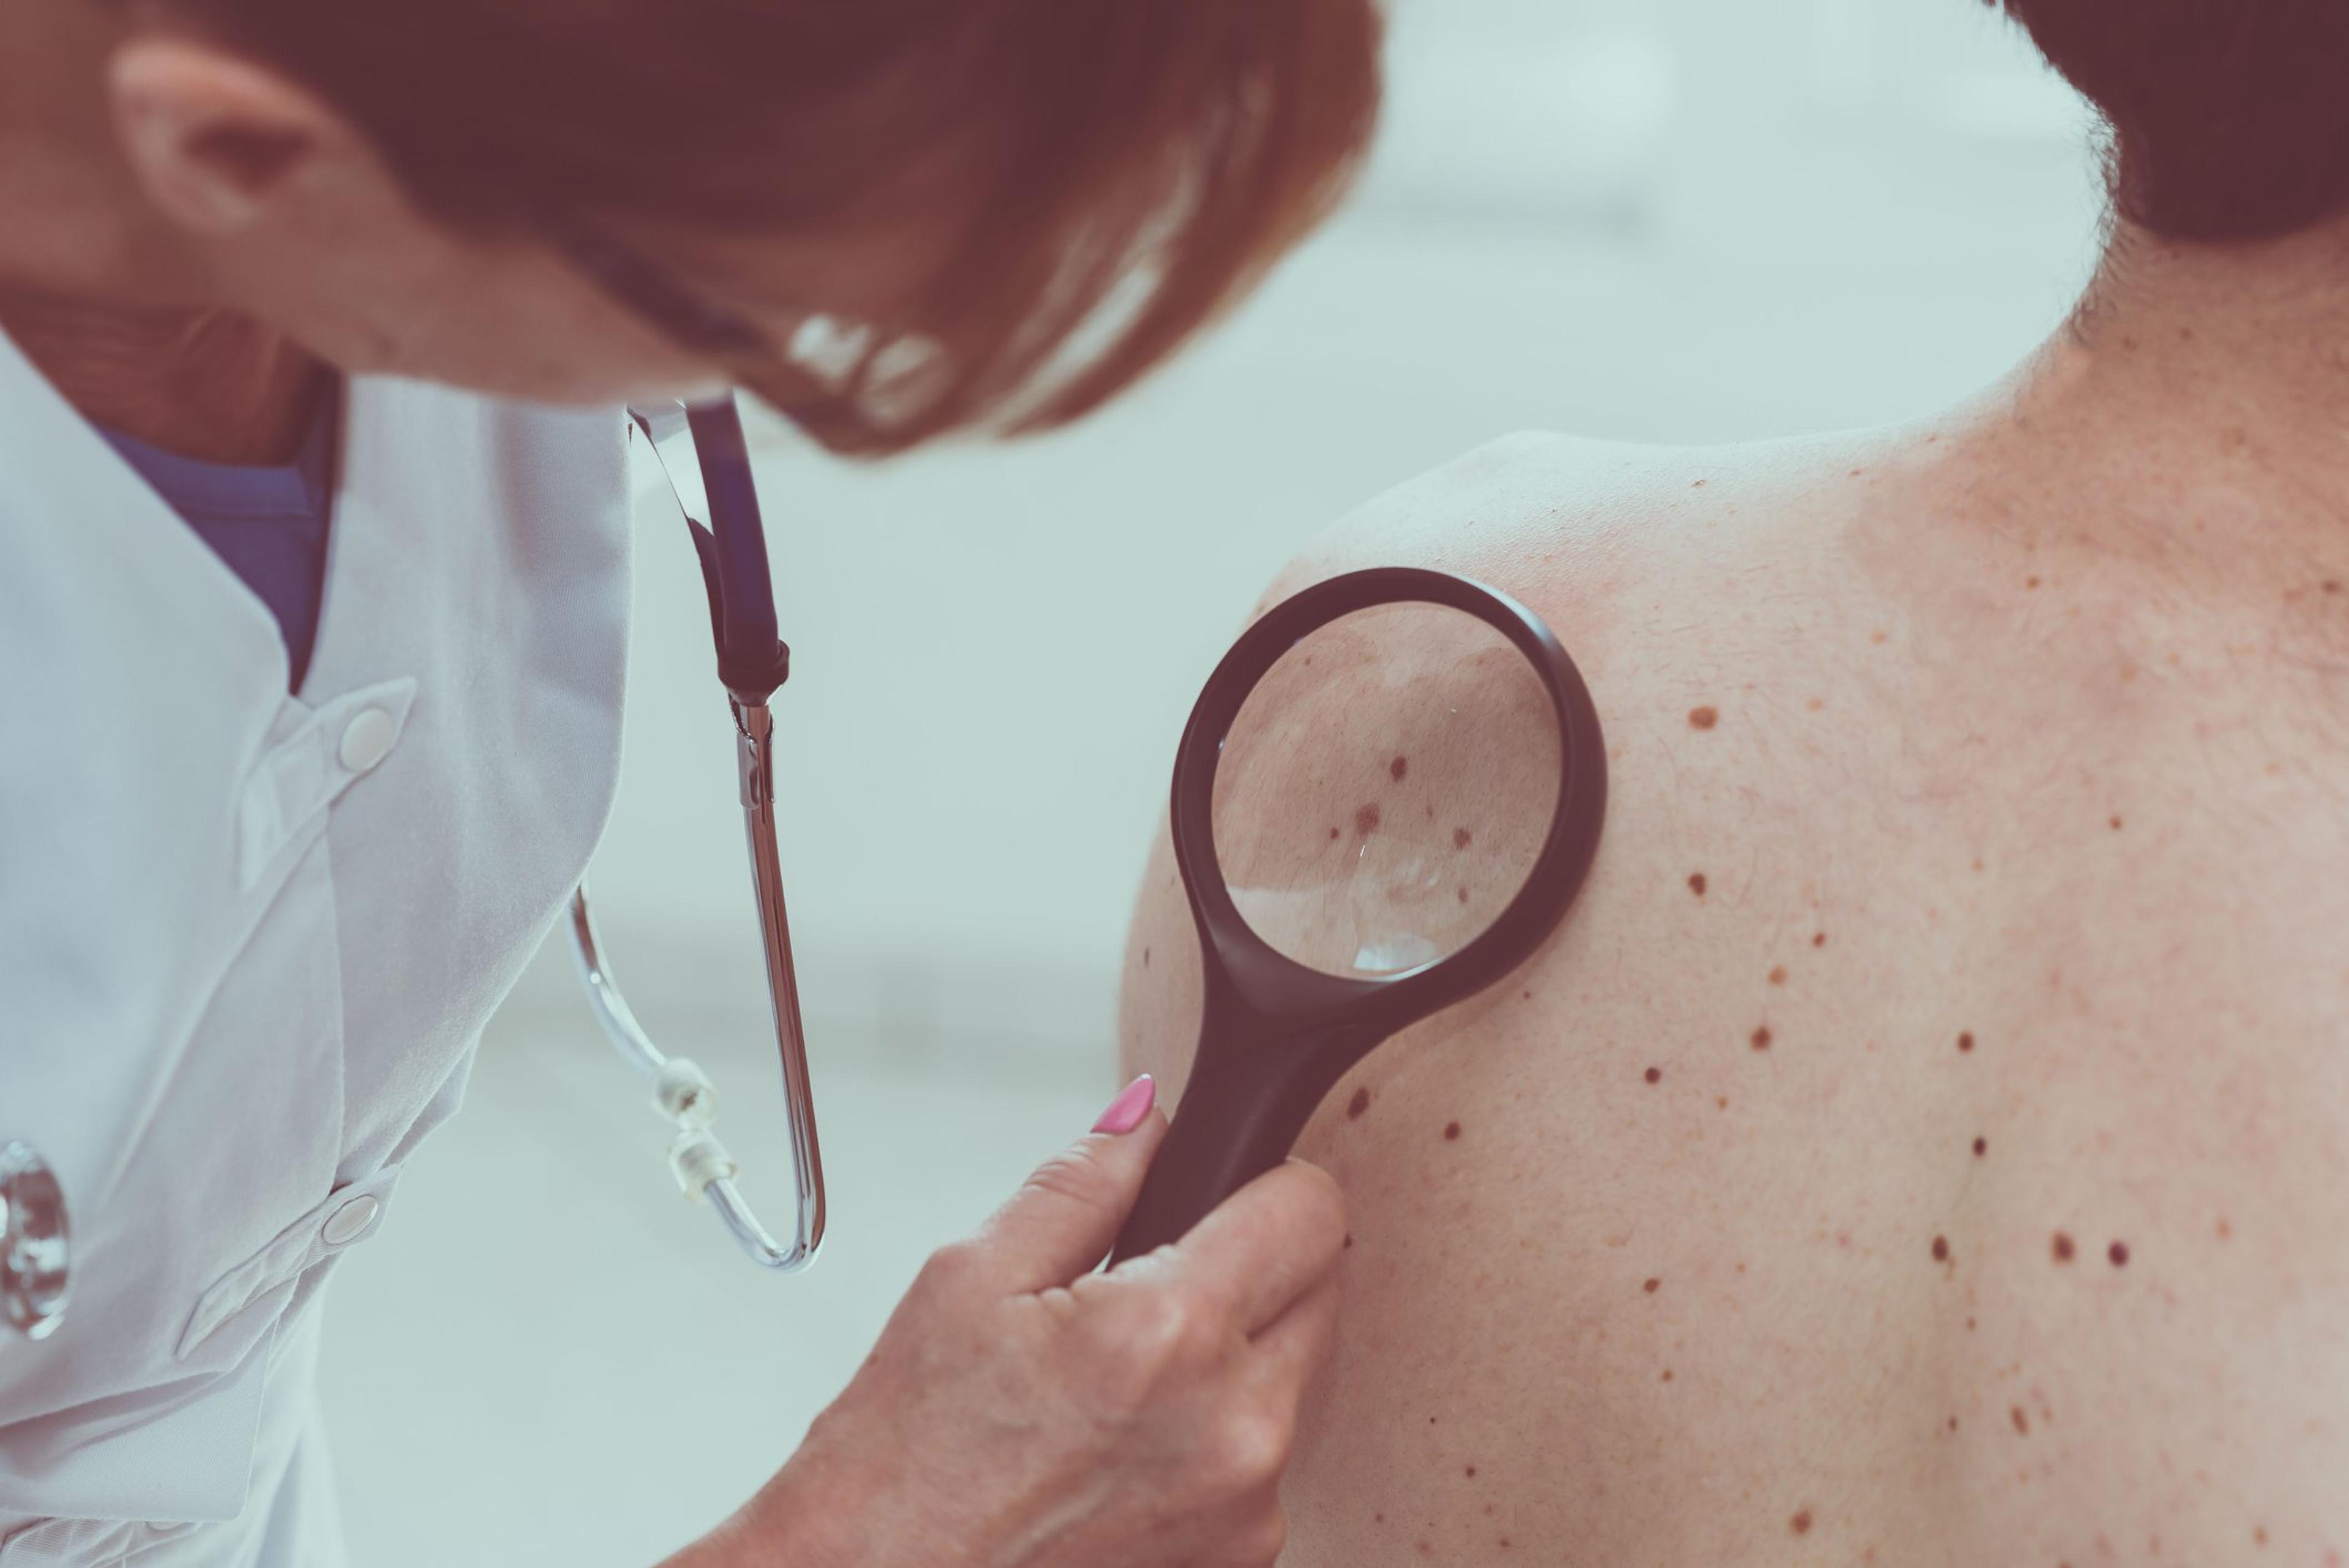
[916,1240,981,1298]
[1226,1503,1289,1566]
[1020,1146,1105,1207]
[1215,1408,1294,1490]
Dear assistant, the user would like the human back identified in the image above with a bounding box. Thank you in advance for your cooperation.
[1119,4,2349,1550]
[1124,386,2349,1559]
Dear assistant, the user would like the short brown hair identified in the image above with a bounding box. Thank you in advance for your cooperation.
[174,0,1385,453]
[1997,0,2349,241]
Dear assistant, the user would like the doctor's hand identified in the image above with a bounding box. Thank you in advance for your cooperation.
[681,1076,1348,1568]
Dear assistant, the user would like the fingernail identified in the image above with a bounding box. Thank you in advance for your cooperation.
[1093,1075,1157,1135]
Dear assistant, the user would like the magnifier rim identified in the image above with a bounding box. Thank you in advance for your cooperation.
[1171,566,1608,1027]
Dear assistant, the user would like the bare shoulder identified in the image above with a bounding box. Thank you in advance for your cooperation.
[1118,417,2349,1564]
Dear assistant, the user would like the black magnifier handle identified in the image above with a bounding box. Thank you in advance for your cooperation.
[1110,1001,1367,1263]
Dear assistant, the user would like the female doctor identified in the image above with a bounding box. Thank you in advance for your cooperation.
[0,1,1381,1564]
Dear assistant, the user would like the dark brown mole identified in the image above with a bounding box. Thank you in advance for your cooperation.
[1443,1121,1462,1142]
[1328,827,1340,841]
[1813,931,1828,947]
[1948,1416,1959,1432]
[1390,755,1409,783]
[1958,1032,1976,1054]
[1643,1277,1661,1294]
[1791,1509,1814,1536]
[1645,1067,1663,1084]
[1688,705,1720,731]
[1932,1235,1950,1263]
[1768,966,1789,986]
[1973,1136,1988,1158]
[1457,886,1470,904]
[2010,1405,2030,1436]
[2110,815,2125,832]
[1346,1087,1371,1120]
[1688,872,1709,897]
[2052,1232,2076,1263]
[1343,1233,1353,1250]
[1660,1368,1674,1382]
[1751,1026,1773,1051]
[1464,1466,1477,1479]
[1354,802,1382,836]
[2027,576,2043,590]
[1453,827,1474,850]
[2109,1240,2131,1267]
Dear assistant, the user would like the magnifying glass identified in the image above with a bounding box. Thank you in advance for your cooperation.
[1111,567,1607,1263]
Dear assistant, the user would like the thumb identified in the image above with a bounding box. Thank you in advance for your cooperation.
[970,1076,1169,1294]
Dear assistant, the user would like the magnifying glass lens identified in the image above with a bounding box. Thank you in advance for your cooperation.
[1210,602,1567,978]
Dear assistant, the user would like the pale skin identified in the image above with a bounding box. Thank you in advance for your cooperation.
[0,5,1349,1566]
[1123,220,2349,1564]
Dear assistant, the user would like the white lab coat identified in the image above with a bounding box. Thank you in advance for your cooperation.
[0,325,633,1565]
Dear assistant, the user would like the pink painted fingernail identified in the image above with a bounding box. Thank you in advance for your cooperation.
[1093,1075,1157,1135]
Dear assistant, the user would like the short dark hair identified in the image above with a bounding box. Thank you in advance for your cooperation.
[169,1,1382,454]
[1997,0,2349,240]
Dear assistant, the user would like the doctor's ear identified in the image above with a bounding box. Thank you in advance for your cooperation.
[107,34,370,237]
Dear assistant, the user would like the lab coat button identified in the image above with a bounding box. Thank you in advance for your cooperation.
[338,709,398,773]
[321,1194,380,1246]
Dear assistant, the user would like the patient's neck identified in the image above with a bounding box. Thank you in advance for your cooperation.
[1997,216,2349,590]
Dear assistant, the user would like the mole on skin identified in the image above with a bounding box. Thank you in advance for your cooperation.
[1688,872,1709,897]
[2109,1241,2131,1267]
[1813,931,1828,947]
[1643,1278,1661,1294]
[1958,1032,1976,1053]
[1751,1026,1773,1051]
[1791,1510,1814,1536]
[1354,802,1382,835]
[1768,966,1788,986]
[1443,1121,1463,1141]
[2011,1406,2030,1436]
[1347,1087,1371,1120]
[1973,1137,1988,1158]
[2052,1232,2076,1263]
[1453,827,1473,849]
[1932,1235,1950,1263]
[1688,706,1720,731]
[1645,1067,1662,1084]
[1391,755,1409,783]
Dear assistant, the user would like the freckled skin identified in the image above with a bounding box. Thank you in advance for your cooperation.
[1119,427,2349,1567]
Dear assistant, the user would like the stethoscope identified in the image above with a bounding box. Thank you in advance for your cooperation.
[2,394,1609,1331]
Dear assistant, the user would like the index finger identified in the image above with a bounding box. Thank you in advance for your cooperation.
[1148,1159,1347,1336]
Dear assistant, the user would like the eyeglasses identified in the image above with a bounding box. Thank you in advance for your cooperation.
[567,396,826,1274]
[541,210,782,361]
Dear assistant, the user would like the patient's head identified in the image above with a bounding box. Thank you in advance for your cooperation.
[1998,0,2349,239]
